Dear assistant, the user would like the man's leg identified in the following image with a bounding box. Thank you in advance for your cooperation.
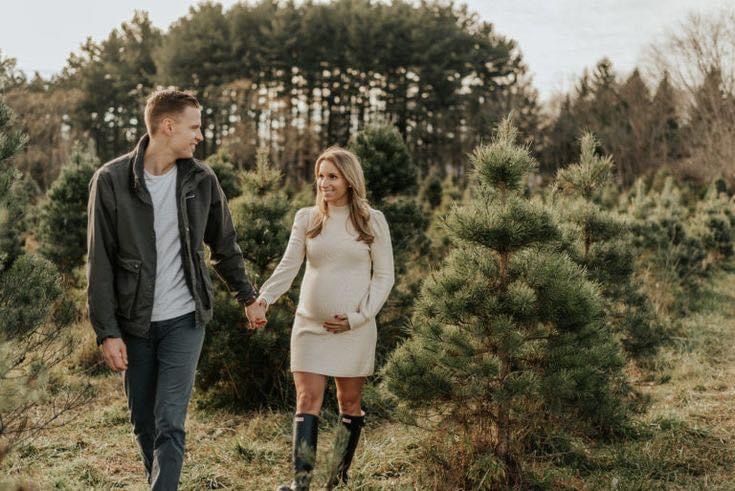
[150,312,204,491]
[123,332,158,482]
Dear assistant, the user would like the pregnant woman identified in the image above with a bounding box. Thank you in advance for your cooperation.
[257,146,394,491]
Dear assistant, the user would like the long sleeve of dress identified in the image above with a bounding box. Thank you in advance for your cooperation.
[347,210,395,330]
[258,208,310,307]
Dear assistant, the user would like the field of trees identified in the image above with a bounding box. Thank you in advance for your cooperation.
[3,1,735,489]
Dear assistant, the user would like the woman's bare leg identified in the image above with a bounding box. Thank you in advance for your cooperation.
[335,376,365,416]
[293,371,327,415]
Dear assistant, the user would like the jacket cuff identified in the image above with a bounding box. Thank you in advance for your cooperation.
[95,329,122,346]
[347,312,368,330]
[236,289,258,307]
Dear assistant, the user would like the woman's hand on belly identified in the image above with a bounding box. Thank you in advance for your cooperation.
[323,313,350,333]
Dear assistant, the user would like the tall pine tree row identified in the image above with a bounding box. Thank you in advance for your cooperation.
[382,119,628,487]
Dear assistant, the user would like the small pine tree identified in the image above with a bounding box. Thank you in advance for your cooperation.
[349,123,430,362]
[554,132,664,358]
[627,177,708,295]
[196,149,295,408]
[691,183,735,267]
[37,141,98,277]
[0,99,28,271]
[0,99,91,463]
[418,170,443,210]
[349,123,417,203]
[208,150,242,200]
[382,119,627,487]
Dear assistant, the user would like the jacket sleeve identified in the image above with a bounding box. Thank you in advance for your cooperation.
[347,210,395,330]
[86,170,121,344]
[203,173,257,305]
[258,208,309,307]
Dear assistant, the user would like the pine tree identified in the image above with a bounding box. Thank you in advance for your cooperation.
[207,150,242,201]
[651,73,682,162]
[349,123,417,204]
[382,119,627,487]
[554,132,664,358]
[0,100,28,270]
[0,99,91,462]
[37,141,98,277]
[349,123,430,362]
[627,177,707,290]
[196,149,295,408]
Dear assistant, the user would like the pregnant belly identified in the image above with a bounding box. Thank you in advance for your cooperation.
[297,271,370,322]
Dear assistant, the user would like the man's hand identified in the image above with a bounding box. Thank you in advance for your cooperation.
[101,337,128,372]
[245,299,267,330]
[323,314,350,334]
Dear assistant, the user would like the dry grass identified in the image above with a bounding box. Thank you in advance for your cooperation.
[5,270,735,489]
[1,371,423,490]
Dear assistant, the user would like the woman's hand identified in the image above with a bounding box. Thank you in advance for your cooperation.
[323,314,350,333]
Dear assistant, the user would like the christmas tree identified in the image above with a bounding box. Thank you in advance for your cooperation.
[196,149,296,408]
[0,98,91,462]
[382,119,627,487]
[37,141,98,278]
[554,132,664,358]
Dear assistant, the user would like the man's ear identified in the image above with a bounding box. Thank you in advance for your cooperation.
[161,116,175,136]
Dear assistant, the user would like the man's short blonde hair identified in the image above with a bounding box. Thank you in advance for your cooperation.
[144,89,200,135]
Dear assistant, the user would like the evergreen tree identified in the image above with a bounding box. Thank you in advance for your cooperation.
[0,98,91,462]
[554,133,664,358]
[63,11,161,161]
[349,123,416,203]
[626,177,708,299]
[383,119,627,487]
[196,149,295,408]
[37,141,99,277]
[349,123,430,361]
[650,73,683,162]
[208,150,242,201]
[0,100,28,270]
[690,183,735,270]
[418,169,443,211]
[426,173,465,262]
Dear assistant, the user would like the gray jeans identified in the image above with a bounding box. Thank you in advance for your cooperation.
[123,311,204,491]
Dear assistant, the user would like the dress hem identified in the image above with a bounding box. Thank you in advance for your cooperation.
[290,368,374,378]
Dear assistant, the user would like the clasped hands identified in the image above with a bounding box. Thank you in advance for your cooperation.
[246,298,350,333]
[245,298,268,330]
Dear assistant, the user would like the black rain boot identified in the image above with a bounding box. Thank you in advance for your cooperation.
[277,413,319,491]
[327,413,365,489]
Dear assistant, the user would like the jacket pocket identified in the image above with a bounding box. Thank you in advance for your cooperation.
[196,250,214,310]
[115,256,142,319]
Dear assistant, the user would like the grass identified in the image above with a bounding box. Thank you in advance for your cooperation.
[4,269,735,489]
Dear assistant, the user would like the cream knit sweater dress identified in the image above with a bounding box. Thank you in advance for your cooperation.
[258,204,394,377]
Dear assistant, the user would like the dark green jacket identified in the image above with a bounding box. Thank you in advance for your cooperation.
[86,135,256,344]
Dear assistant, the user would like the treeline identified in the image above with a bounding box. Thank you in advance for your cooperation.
[1,0,538,190]
[3,3,735,197]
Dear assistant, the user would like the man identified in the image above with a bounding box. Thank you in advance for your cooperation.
[86,89,267,490]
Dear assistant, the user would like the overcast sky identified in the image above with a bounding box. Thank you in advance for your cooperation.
[1,0,731,100]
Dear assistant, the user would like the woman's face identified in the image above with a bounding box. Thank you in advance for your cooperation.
[317,159,350,206]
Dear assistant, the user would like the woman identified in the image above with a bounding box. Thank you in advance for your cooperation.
[257,146,394,491]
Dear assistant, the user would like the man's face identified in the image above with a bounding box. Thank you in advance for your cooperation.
[165,106,203,159]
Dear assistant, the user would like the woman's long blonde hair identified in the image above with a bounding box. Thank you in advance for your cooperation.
[306,146,374,244]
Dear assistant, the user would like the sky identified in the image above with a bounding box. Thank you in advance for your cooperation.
[0,0,732,101]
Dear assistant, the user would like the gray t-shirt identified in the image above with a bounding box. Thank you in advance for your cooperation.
[144,165,196,321]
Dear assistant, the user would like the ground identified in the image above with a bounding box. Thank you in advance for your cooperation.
[4,270,735,489]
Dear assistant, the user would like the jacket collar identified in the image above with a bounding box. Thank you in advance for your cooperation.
[129,134,205,194]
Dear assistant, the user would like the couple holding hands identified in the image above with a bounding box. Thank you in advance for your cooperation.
[87,89,394,490]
